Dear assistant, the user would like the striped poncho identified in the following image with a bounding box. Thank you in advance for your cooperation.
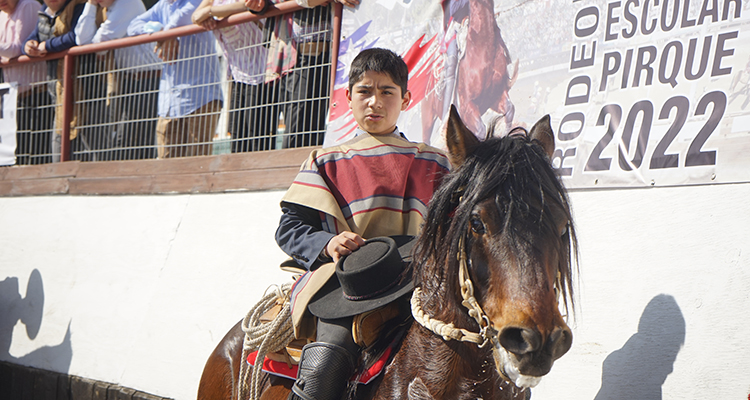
[282,132,450,239]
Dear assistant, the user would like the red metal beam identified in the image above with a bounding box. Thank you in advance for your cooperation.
[61,55,75,162]
[0,0,310,66]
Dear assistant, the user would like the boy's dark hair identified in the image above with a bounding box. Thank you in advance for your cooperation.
[348,48,409,97]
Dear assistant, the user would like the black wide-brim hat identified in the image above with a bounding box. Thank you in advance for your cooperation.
[308,236,416,319]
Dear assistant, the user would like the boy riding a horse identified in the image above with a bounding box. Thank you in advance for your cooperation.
[275,48,450,400]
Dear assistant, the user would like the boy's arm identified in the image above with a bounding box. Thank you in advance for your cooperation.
[127,1,161,36]
[93,0,147,42]
[163,0,198,30]
[44,3,86,52]
[297,0,359,8]
[191,0,217,30]
[74,2,98,45]
[276,202,335,271]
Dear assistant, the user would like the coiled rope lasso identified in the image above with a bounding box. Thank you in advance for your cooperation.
[237,282,294,400]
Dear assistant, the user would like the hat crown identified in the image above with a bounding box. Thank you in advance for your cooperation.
[337,237,405,301]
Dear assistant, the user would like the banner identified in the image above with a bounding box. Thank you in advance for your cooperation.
[326,0,750,188]
[0,82,18,166]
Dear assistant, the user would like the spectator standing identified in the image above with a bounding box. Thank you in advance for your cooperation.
[23,0,105,162]
[127,0,223,158]
[0,0,50,164]
[276,0,332,148]
[192,0,278,152]
[75,0,162,160]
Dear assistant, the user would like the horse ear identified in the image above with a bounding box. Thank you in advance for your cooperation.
[528,114,555,158]
[445,105,481,167]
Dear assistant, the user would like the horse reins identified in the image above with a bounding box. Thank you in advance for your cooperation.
[410,235,500,349]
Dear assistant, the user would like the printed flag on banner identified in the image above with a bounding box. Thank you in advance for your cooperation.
[326,0,750,188]
[0,83,18,166]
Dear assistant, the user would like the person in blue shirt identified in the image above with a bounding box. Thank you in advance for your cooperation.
[75,0,163,160]
[127,0,223,158]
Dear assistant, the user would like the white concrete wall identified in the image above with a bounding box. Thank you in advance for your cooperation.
[1,184,749,399]
[0,191,291,399]
[535,183,750,399]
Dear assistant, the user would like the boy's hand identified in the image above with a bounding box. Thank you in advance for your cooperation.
[192,7,216,29]
[24,40,46,57]
[334,0,359,7]
[155,38,179,62]
[244,0,265,12]
[23,40,37,56]
[326,231,365,263]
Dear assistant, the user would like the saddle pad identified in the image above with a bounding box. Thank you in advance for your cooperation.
[247,346,392,385]
[247,351,298,380]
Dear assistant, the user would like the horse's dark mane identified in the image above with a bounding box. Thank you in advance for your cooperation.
[414,130,578,314]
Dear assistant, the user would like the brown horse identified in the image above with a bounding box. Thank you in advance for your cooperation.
[198,106,577,400]
[422,0,518,142]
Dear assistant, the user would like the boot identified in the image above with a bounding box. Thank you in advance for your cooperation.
[288,342,356,400]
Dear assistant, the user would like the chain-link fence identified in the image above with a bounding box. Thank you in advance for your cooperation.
[3,1,333,165]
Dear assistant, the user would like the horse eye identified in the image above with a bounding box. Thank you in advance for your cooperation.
[470,216,486,234]
[560,222,570,237]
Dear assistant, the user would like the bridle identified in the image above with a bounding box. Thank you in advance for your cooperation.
[410,229,564,385]
[411,182,500,348]
[409,135,569,388]
[410,235,500,349]
[411,233,515,385]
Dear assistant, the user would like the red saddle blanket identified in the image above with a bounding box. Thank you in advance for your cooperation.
[247,346,392,385]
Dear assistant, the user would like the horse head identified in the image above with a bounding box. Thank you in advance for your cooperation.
[414,106,576,390]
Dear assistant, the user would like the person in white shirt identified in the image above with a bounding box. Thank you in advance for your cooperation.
[192,0,278,152]
[75,0,162,159]
[0,0,51,164]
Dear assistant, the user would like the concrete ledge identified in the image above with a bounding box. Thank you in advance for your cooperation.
[0,361,172,400]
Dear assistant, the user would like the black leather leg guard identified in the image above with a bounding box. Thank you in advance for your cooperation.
[288,342,356,400]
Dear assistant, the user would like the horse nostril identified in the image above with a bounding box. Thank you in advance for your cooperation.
[499,327,541,355]
[548,326,573,359]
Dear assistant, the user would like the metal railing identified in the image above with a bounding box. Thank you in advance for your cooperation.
[2,0,340,165]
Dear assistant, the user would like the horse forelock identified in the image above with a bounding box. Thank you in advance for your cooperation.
[415,135,578,313]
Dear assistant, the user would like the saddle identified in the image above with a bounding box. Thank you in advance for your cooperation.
[248,299,402,383]
[248,236,415,385]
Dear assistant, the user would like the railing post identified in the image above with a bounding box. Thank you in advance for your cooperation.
[61,54,74,162]
[330,2,342,104]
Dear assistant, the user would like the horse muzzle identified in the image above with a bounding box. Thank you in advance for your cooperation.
[491,325,573,389]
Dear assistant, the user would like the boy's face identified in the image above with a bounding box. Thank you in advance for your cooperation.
[346,71,411,136]
[95,0,115,8]
[0,0,19,14]
[44,0,66,12]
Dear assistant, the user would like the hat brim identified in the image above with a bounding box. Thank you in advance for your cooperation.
[308,273,414,319]
[307,236,416,319]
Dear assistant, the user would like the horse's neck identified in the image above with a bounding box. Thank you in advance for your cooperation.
[395,324,509,399]
[401,277,524,399]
